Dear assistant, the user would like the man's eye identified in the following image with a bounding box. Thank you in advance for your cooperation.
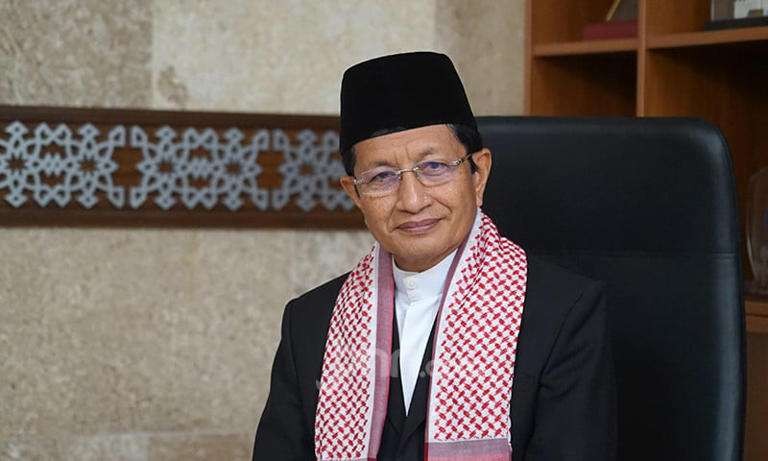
[419,161,449,175]
[370,171,398,183]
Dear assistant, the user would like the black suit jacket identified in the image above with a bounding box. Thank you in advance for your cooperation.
[253,256,617,460]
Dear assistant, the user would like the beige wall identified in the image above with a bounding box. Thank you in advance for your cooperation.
[0,1,524,459]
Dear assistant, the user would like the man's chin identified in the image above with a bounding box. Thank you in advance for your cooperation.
[394,249,452,272]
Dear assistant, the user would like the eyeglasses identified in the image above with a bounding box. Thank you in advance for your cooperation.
[353,151,475,197]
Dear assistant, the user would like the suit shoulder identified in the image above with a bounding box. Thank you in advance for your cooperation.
[283,273,351,392]
[289,272,350,317]
[523,255,605,326]
[526,255,603,295]
[515,255,606,377]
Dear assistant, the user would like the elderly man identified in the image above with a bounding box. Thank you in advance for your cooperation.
[253,52,616,460]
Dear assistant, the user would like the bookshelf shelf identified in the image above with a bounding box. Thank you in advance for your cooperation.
[648,26,768,49]
[533,38,638,56]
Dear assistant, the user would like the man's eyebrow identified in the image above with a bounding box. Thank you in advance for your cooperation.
[357,159,395,172]
[413,147,442,159]
[358,147,443,171]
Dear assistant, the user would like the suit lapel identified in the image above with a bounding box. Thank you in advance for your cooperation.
[386,316,406,434]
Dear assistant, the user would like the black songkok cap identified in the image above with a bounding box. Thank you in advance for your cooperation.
[339,51,477,153]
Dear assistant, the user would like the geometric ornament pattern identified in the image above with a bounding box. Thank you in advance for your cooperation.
[0,121,352,212]
[0,121,126,209]
[273,128,352,212]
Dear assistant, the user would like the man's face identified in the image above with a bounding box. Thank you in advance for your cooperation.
[340,124,492,272]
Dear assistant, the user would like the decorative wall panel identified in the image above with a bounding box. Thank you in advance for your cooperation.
[0,106,363,228]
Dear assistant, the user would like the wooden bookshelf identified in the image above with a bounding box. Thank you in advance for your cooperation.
[746,293,768,460]
[526,1,767,459]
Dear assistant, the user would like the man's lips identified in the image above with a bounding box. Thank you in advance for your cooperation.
[397,218,441,233]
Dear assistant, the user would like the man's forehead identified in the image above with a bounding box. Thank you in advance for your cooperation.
[354,124,462,159]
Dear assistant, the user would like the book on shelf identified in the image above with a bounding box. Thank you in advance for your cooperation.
[582,20,638,40]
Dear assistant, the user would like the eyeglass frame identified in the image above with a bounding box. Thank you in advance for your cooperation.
[351,150,479,197]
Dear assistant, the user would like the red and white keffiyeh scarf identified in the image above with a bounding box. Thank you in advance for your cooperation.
[314,210,527,461]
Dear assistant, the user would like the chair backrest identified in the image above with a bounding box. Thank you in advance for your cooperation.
[477,116,745,461]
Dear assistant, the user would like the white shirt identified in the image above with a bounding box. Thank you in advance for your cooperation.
[392,249,457,415]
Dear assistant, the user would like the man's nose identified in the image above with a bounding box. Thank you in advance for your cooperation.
[396,171,430,213]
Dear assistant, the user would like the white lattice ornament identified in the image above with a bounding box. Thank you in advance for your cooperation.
[0,121,351,214]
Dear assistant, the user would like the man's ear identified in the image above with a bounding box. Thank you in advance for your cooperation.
[472,148,492,207]
[340,175,364,210]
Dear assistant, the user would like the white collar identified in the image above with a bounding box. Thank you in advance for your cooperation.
[392,248,458,303]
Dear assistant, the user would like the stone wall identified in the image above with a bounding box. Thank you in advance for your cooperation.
[0,1,523,459]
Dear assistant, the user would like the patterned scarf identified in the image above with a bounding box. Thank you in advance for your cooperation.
[314,210,528,460]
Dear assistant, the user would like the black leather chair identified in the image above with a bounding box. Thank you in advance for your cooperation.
[478,117,745,461]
